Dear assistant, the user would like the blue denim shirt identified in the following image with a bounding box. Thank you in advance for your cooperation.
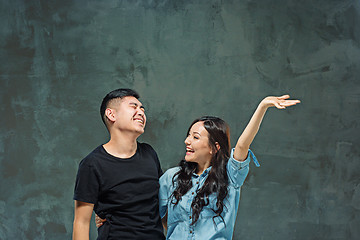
[159,149,259,240]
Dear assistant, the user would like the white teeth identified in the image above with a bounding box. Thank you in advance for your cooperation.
[135,119,144,124]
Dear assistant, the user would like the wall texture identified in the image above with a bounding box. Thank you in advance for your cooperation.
[0,0,359,239]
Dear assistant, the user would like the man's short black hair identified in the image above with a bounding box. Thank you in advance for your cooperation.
[100,88,140,127]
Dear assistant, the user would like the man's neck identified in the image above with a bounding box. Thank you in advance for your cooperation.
[103,130,140,159]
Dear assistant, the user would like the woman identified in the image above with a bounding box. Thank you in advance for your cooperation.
[97,95,300,239]
[159,94,299,239]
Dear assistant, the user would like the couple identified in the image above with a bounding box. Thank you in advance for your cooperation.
[73,88,300,240]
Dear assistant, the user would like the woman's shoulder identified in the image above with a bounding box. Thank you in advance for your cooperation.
[160,167,181,182]
[164,166,181,176]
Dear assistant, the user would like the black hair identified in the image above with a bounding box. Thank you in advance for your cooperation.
[171,116,231,225]
[100,88,140,127]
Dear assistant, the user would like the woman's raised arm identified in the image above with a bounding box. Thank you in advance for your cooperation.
[233,95,300,161]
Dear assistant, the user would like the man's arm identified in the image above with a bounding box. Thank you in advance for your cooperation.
[73,200,94,240]
[233,95,300,161]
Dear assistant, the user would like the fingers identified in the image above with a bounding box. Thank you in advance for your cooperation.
[281,100,301,106]
[95,215,106,223]
[95,220,105,228]
[95,215,106,228]
[277,95,301,104]
[277,95,290,100]
[277,100,300,109]
[274,102,286,109]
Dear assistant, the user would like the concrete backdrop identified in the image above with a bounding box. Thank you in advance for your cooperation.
[0,0,359,239]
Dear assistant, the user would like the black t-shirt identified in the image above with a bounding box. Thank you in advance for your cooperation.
[74,142,165,240]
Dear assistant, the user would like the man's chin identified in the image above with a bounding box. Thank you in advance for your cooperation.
[135,128,145,134]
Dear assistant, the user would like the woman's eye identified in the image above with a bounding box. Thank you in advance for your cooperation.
[194,136,199,140]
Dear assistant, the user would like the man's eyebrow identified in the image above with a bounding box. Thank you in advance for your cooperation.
[129,102,145,110]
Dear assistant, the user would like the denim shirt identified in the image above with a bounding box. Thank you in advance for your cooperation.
[159,149,259,240]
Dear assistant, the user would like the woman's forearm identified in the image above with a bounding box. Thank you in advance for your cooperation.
[233,102,268,161]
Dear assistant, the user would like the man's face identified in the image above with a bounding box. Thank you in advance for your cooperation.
[109,96,146,135]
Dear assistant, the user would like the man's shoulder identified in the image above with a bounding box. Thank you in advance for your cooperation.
[79,145,104,166]
[137,142,159,157]
[138,142,155,151]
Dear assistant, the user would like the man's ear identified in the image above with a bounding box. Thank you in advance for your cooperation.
[105,108,116,122]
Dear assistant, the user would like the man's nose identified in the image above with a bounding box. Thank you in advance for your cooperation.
[136,108,144,116]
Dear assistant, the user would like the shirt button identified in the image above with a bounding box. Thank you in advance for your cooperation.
[196,181,199,184]
[192,192,194,195]
[189,216,192,219]
[190,230,193,233]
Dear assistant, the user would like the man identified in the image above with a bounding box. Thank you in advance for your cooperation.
[73,89,165,240]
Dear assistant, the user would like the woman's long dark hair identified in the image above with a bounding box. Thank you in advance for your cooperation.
[171,116,231,225]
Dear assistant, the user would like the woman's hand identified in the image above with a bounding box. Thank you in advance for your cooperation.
[260,95,300,109]
[95,214,106,228]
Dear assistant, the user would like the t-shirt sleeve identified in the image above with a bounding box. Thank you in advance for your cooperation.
[154,151,163,178]
[73,158,100,204]
[144,143,163,178]
[227,148,257,188]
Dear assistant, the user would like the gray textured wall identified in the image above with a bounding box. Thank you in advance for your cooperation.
[1,0,359,239]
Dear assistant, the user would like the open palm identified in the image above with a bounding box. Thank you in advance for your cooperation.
[262,95,300,109]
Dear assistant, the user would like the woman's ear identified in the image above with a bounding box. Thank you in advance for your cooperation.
[215,142,220,151]
[212,142,220,154]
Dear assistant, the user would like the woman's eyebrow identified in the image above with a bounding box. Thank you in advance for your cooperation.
[193,131,201,136]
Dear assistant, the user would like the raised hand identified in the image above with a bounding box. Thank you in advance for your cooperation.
[261,95,300,109]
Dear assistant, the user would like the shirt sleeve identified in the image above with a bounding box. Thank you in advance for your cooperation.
[159,168,178,218]
[227,148,257,188]
[73,158,100,204]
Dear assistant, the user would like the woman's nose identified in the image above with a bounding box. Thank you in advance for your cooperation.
[184,136,190,145]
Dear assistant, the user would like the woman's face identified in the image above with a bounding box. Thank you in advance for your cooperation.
[184,121,213,166]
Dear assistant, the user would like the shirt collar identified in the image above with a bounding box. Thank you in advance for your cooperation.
[192,166,212,178]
